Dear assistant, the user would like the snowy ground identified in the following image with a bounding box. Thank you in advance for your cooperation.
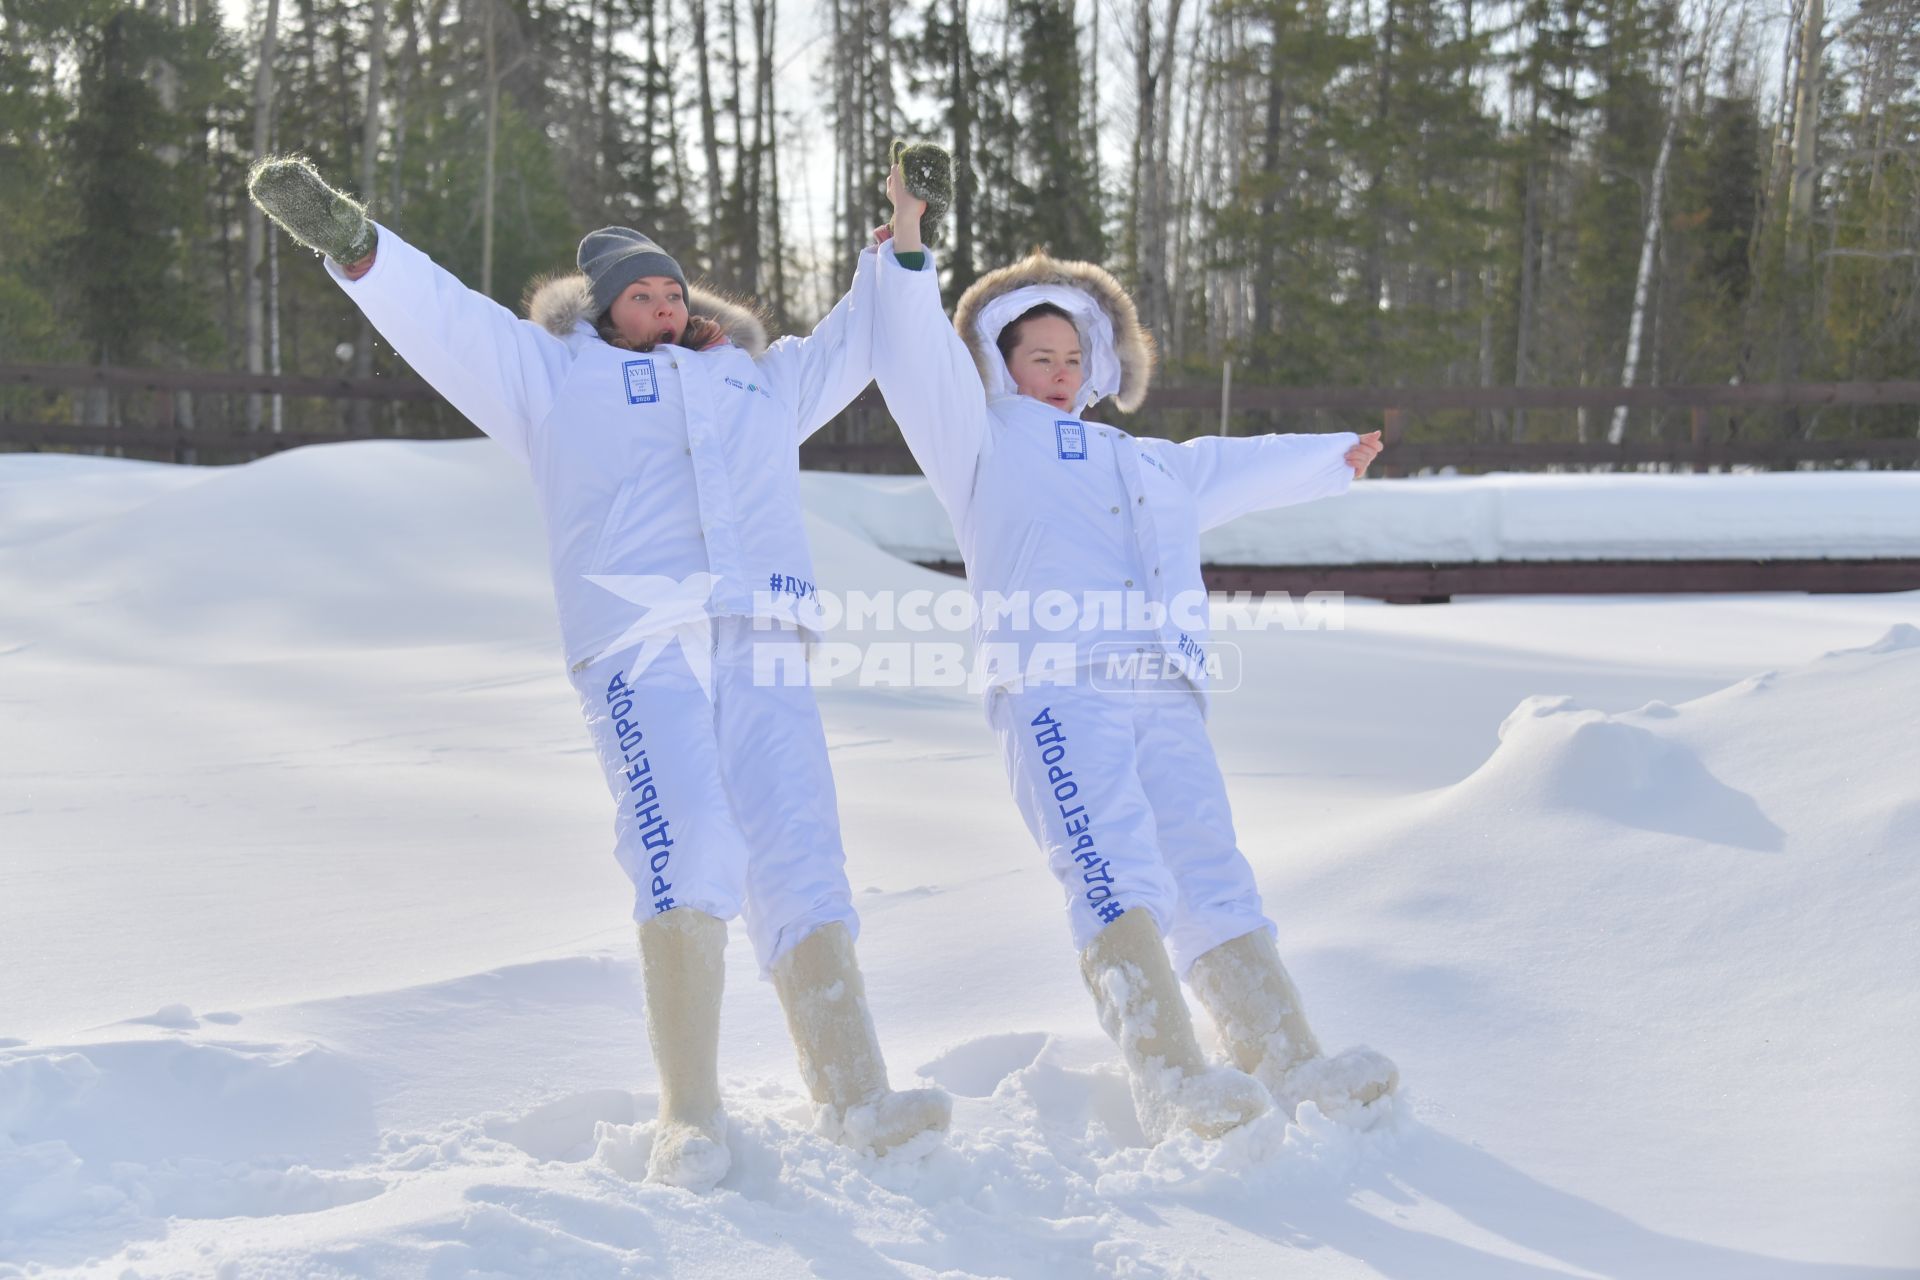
[2,441,1916,1279]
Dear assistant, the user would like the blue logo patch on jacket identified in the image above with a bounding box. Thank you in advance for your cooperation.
[724,376,773,400]
[1055,421,1087,460]
[623,359,659,404]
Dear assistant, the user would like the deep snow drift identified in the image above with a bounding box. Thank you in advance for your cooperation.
[1,441,1916,1279]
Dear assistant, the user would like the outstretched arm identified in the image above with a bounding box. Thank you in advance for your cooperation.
[867,161,990,519]
[1162,429,1382,531]
[249,156,567,467]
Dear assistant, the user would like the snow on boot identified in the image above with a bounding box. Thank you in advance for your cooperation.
[1079,909,1271,1144]
[770,922,952,1155]
[636,908,731,1191]
[1186,927,1398,1119]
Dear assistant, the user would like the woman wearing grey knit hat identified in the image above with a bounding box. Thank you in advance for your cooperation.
[873,144,1397,1146]
[247,156,949,1192]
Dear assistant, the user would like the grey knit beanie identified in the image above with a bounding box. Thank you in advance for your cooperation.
[579,227,688,317]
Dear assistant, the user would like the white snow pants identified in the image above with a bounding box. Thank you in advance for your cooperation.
[570,615,858,974]
[989,672,1273,974]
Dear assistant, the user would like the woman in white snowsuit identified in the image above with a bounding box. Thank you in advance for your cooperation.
[874,164,1397,1143]
[246,158,948,1191]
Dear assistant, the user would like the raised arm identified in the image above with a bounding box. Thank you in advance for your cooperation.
[249,157,566,467]
[1157,429,1378,532]
[867,160,990,519]
[751,247,882,443]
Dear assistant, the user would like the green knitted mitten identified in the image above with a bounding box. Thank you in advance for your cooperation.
[246,155,378,264]
[890,139,953,247]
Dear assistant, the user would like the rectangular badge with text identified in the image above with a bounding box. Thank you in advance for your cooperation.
[623,358,659,405]
[1055,420,1086,460]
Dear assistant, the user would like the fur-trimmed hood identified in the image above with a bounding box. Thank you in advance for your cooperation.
[523,273,771,357]
[952,253,1156,413]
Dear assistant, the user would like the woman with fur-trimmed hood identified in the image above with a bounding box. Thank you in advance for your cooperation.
[245,157,949,1193]
[874,157,1397,1144]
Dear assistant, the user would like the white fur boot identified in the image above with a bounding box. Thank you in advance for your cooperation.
[771,922,952,1154]
[636,908,732,1191]
[1186,928,1398,1119]
[1079,909,1271,1143]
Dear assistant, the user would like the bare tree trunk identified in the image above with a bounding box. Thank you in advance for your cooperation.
[1781,0,1823,432]
[598,0,615,201]
[1251,22,1283,343]
[1610,63,1682,445]
[724,0,755,292]
[1153,0,1183,340]
[1785,0,1822,267]
[661,0,693,218]
[350,0,387,433]
[1362,0,1396,382]
[1169,3,1209,360]
[1513,155,1538,441]
[692,0,725,256]
[949,0,975,292]
[245,0,282,431]
[481,0,498,296]
[1130,0,1184,337]
[1088,0,1101,194]
[751,0,777,309]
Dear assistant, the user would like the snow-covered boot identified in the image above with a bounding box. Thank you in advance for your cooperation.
[1186,927,1398,1119]
[636,908,731,1191]
[770,922,952,1154]
[1079,909,1271,1143]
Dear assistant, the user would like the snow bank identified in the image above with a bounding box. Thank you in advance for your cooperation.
[804,467,1920,564]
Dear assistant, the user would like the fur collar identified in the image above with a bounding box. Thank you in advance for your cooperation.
[522,273,771,357]
[952,253,1156,413]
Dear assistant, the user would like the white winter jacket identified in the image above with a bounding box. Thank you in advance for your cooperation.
[329,225,879,670]
[871,244,1358,709]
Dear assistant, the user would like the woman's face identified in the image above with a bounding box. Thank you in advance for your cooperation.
[608,275,689,348]
[1004,314,1084,411]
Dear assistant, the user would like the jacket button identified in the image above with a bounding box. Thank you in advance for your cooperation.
[1124,579,1133,588]
[683,446,692,455]
[1152,567,1160,576]
[1137,496,1145,504]
[1110,505,1120,514]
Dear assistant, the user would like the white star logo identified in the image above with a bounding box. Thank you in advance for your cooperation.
[582,572,721,697]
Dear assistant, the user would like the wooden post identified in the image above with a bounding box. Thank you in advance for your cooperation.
[1218,358,1232,435]
[1381,406,1404,477]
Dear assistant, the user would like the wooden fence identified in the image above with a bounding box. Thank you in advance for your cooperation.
[7,362,1917,600]
[5,362,1917,473]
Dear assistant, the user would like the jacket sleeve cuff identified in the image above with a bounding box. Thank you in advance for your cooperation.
[880,241,937,276]
[324,221,396,290]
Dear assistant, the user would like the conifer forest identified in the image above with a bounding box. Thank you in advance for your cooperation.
[2,0,1916,445]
